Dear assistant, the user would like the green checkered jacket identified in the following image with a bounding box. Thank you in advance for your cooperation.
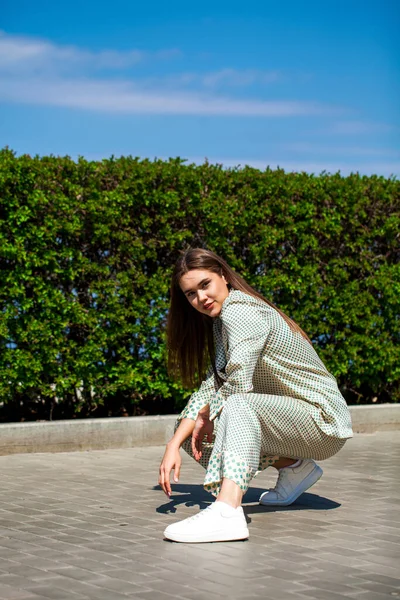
[178,289,353,439]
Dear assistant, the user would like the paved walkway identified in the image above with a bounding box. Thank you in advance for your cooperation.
[0,431,399,600]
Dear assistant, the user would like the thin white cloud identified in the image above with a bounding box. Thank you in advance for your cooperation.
[282,142,400,158]
[201,68,281,87]
[142,68,281,89]
[0,75,342,116]
[324,120,394,135]
[127,69,282,94]
[0,31,180,72]
[0,31,343,117]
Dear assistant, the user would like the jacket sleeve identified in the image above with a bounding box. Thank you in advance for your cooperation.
[177,366,218,421]
[209,298,271,421]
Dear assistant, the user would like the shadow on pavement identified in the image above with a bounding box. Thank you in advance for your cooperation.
[154,484,340,514]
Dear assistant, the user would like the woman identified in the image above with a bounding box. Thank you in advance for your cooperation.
[159,248,353,543]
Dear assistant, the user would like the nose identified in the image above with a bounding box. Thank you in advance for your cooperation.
[198,290,208,304]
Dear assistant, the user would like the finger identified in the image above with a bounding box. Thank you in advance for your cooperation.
[192,440,200,462]
[194,431,200,451]
[193,435,202,461]
[191,435,198,458]
[165,475,171,496]
[161,469,171,497]
[196,440,203,461]
[174,464,180,482]
[159,470,166,494]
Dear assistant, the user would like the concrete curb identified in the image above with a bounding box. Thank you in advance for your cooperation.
[0,404,399,456]
[349,404,400,433]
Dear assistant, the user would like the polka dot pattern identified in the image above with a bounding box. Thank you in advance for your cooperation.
[203,451,254,497]
[177,289,352,497]
[179,289,353,439]
[179,393,346,497]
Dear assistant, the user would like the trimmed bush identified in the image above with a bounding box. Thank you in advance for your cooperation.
[0,148,398,421]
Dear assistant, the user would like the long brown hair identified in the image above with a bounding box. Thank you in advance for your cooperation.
[167,248,311,389]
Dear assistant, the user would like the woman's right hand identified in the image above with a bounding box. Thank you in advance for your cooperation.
[159,442,182,498]
[192,406,213,461]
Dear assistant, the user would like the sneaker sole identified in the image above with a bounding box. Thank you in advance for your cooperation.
[164,527,249,543]
[259,464,323,507]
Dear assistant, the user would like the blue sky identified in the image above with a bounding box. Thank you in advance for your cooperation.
[1,0,399,176]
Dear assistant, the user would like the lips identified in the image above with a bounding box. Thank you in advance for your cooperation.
[204,302,214,310]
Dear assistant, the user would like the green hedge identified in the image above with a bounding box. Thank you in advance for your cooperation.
[0,148,399,421]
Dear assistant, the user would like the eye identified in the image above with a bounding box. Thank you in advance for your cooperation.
[202,281,210,288]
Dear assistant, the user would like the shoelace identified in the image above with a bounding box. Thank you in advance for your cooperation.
[185,505,215,523]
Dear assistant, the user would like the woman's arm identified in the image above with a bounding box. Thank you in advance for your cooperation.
[159,418,196,497]
[177,367,218,421]
[191,404,213,461]
[168,417,196,448]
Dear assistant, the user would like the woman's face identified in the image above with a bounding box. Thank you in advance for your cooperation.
[179,269,230,317]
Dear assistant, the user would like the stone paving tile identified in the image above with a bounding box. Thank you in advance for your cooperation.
[0,585,41,600]
[0,431,399,599]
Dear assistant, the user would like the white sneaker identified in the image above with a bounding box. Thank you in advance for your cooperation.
[259,459,323,506]
[163,501,249,543]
